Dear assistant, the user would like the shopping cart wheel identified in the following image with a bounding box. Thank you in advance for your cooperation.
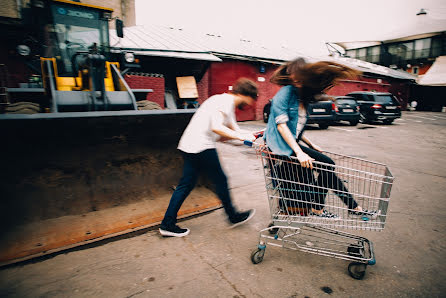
[268,223,279,235]
[348,262,367,280]
[251,248,265,264]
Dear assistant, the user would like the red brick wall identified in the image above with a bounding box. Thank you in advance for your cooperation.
[124,74,165,108]
[206,60,282,121]
[196,70,209,105]
[256,66,281,120]
[407,63,432,76]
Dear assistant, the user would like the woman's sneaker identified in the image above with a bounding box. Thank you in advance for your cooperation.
[159,225,190,237]
[229,209,256,228]
[309,209,339,219]
[348,209,380,219]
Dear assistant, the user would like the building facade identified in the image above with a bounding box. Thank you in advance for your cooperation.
[343,32,446,75]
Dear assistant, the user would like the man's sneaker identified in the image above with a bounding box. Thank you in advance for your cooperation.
[229,209,256,228]
[309,209,339,219]
[349,209,380,219]
[159,225,190,237]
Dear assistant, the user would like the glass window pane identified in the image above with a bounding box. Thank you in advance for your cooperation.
[432,38,442,57]
[414,38,431,58]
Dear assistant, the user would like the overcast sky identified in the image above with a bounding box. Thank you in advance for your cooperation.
[135,0,446,56]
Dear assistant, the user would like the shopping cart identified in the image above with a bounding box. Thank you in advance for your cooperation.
[247,142,394,279]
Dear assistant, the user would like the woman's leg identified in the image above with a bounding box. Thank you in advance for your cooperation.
[161,152,199,228]
[300,145,358,210]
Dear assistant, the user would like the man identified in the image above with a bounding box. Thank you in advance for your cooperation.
[159,78,258,237]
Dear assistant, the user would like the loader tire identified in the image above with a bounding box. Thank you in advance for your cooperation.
[137,100,162,110]
[4,102,40,114]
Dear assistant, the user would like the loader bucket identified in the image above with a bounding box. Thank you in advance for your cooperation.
[0,110,220,266]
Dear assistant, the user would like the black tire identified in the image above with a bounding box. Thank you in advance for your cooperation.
[319,123,329,129]
[268,223,279,235]
[348,262,367,280]
[349,120,359,126]
[382,119,394,125]
[251,248,265,264]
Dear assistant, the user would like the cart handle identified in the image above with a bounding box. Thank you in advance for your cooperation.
[244,130,264,147]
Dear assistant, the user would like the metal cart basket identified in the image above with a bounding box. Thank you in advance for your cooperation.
[250,144,394,279]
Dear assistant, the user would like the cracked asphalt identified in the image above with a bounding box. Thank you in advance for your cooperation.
[0,111,445,297]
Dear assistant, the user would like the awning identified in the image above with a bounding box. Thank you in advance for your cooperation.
[417,56,446,86]
[110,48,221,62]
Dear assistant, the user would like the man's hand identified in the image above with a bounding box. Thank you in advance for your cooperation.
[296,151,315,169]
[238,132,256,142]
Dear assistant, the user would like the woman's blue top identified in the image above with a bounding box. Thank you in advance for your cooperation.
[264,85,306,156]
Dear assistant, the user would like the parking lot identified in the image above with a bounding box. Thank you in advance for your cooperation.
[0,111,445,298]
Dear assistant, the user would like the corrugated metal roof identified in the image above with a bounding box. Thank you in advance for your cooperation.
[328,56,417,81]
[110,24,221,61]
[111,24,416,80]
[110,24,312,63]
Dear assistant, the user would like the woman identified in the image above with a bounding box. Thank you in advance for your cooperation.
[264,58,375,218]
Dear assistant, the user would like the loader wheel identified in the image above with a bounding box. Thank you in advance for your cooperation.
[137,100,162,110]
[348,262,367,280]
[251,248,265,264]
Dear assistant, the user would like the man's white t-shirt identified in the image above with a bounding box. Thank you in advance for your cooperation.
[178,93,238,154]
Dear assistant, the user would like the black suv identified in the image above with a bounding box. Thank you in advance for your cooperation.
[346,92,401,124]
[333,96,360,126]
[263,100,335,129]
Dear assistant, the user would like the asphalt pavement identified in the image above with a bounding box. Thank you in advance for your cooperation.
[0,111,445,298]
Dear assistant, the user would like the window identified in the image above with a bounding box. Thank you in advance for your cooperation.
[49,3,109,76]
[357,48,367,60]
[366,46,380,63]
[403,42,414,60]
[366,95,375,101]
[336,99,356,105]
[432,38,442,57]
[375,95,398,104]
[346,50,356,58]
[414,38,431,59]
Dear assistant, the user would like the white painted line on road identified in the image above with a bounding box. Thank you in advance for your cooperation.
[407,115,437,120]
[431,115,446,120]
[331,127,354,132]
[415,120,422,123]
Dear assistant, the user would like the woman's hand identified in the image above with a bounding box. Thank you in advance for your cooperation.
[296,151,315,169]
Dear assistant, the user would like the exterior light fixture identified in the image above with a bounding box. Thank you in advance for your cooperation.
[416,8,427,15]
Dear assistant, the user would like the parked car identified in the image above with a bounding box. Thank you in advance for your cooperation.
[333,96,360,126]
[346,92,401,124]
[263,99,336,129]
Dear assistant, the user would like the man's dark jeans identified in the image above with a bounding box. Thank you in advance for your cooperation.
[161,149,237,228]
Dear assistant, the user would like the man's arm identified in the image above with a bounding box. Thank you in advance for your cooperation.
[211,111,253,141]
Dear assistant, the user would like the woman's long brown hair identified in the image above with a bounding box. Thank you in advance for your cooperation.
[270,58,361,104]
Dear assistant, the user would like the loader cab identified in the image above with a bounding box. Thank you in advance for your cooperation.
[44,0,112,77]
